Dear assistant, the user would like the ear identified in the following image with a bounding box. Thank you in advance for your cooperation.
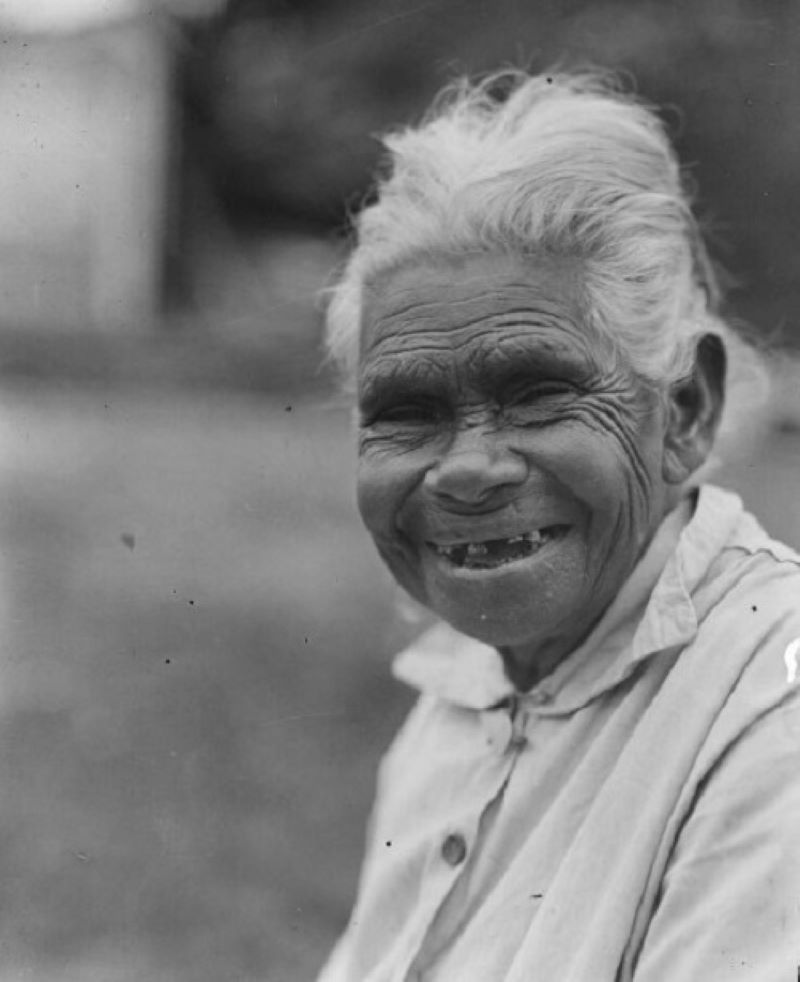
[662,333,726,485]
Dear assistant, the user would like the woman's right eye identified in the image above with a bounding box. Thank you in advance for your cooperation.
[367,402,442,426]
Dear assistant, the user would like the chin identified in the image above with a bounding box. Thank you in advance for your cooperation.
[421,528,588,634]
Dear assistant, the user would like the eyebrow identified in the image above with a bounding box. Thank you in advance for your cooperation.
[470,333,597,386]
[358,358,451,409]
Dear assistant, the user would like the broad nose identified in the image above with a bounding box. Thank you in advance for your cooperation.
[424,428,527,506]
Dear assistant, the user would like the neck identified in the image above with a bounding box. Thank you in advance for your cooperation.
[498,629,592,691]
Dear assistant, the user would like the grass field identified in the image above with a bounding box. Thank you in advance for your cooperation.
[0,378,796,981]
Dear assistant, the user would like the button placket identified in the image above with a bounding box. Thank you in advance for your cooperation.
[398,825,475,978]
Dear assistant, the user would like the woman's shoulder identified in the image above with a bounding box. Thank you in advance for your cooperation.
[693,483,800,619]
[686,495,800,776]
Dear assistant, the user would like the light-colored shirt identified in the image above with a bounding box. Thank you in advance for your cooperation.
[318,485,800,982]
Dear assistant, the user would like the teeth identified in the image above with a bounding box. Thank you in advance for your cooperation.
[432,528,554,560]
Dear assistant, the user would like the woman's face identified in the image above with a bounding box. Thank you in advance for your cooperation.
[356,252,681,676]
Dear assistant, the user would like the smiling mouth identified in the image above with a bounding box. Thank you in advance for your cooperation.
[426,525,570,570]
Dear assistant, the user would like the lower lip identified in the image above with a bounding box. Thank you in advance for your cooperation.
[425,526,571,578]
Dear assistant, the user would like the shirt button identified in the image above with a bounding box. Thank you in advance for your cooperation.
[441,833,467,866]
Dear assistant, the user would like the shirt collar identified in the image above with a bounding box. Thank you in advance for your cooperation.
[392,485,745,711]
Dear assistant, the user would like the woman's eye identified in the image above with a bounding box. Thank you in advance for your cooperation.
[368,402,442,426]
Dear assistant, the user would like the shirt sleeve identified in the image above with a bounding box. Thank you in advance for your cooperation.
[632,692,800,981]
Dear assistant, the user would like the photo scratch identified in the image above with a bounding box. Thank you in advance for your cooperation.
[262,712,345,728]
[311,0,452,52]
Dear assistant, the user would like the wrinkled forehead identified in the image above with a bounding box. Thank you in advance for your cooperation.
[358,251,605,375]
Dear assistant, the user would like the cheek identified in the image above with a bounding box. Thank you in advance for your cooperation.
[355,458,384,534]
[356,446,422,537]
[356,450,432,605]
[519,417,661,526]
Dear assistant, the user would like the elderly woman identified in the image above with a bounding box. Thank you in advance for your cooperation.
[317,71,800,982]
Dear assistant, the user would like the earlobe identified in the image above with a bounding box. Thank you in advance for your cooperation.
[662,334,726,484]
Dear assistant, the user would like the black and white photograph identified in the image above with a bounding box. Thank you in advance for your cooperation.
[0,2,798,980]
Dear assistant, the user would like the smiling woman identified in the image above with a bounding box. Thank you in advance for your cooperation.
[356,252,680,690]
[316,71,800,982]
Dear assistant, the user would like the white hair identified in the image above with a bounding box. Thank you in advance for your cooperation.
[324,70,767,449]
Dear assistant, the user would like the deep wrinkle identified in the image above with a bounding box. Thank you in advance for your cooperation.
[360,332,601,434]
[357,252,683,689]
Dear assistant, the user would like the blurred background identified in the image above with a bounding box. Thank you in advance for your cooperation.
[0,0,799,979]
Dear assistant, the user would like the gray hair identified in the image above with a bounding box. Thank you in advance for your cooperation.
[325,70,767,447]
